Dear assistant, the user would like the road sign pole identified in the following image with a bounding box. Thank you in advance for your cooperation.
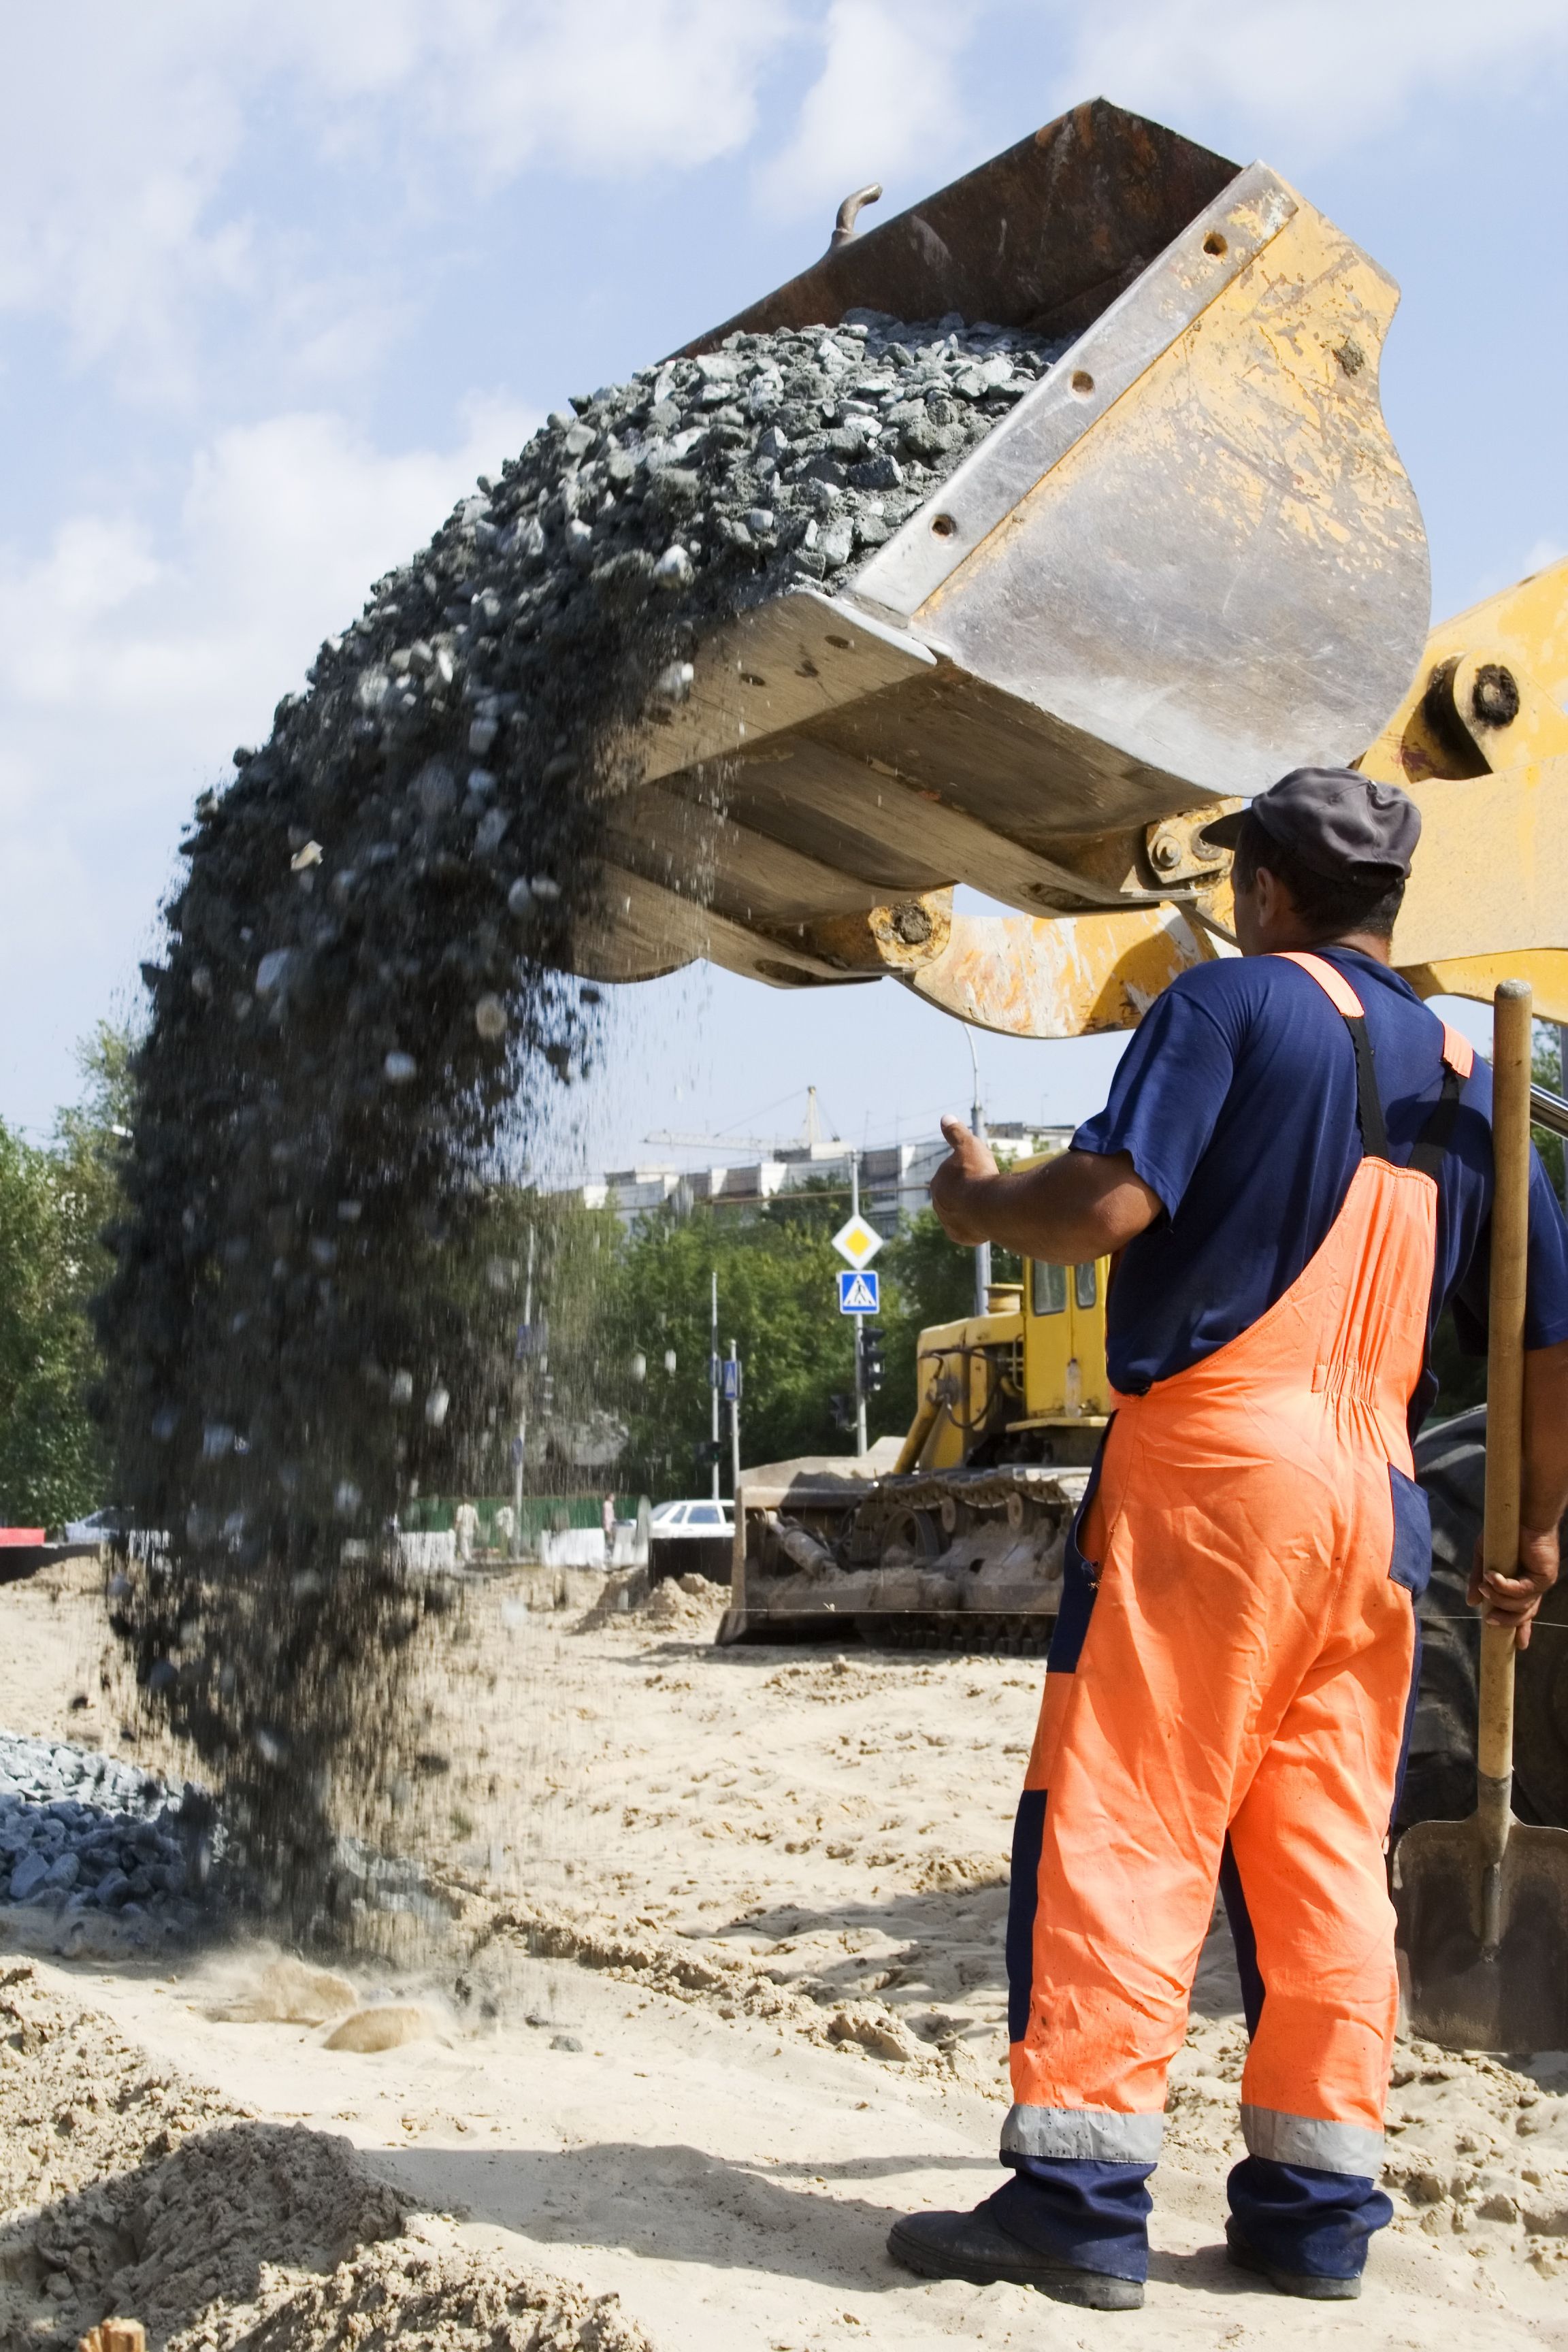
[512,1224,536,1535]
[709,1269,720,1502]
[968,1030,992,1318]
[832,1188,882,1463]
[848,1152,868,1455]
[728,1339,741,1497]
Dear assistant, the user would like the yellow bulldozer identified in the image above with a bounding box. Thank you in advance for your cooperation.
[565,99,1568,1804]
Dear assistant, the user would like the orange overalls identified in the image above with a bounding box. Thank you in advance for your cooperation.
[1001,955,1473,2258]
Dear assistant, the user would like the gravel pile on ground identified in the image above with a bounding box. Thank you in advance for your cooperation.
[96,310,1065,1926]
[0,1733,208,1938]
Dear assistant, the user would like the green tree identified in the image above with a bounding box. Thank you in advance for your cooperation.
[458,1182,634,1494]
[615,1198,857,1489]
[54,1023,135,1305]
[0,1025,131,1528]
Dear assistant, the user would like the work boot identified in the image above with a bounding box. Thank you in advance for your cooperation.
[1224,2219,1362,2300]
[887,2207,1144,2309]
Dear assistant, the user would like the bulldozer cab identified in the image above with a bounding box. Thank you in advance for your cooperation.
[896,1137,1113,1476]
[1020,1254,1111,1432]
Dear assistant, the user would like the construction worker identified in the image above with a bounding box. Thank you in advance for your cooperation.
[453,1497,480,1567]
[896,768,1568,2309]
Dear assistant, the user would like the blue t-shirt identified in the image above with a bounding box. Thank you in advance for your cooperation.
[1073,947,1568,1424]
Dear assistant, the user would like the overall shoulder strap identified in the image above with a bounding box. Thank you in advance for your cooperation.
[1273,951,1388,1160]
[1439,1023,1475,1080]
[1275,949,1365,1019]
[1408,1023,1476,1180]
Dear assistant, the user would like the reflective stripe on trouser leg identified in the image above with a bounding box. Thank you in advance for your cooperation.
[1239,2110,1387,2173]
[1002,2106,1164,2163]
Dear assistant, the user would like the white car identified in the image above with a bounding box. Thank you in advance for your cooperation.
[63,1508,129,1544]
[649,1499,734,1537]
[648,1497,734,1586]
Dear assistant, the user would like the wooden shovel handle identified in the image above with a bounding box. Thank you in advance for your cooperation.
[1479,979,1533,1784]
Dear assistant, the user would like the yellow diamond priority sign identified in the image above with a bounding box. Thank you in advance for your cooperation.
[831,1213,883,1271]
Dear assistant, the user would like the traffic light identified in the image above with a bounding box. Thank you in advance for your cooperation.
[693,1437,724,1466]
[830,1392,854,1431]
[861,1326,885,1394]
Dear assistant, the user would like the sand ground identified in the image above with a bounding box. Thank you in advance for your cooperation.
[3,1556,1567,2351]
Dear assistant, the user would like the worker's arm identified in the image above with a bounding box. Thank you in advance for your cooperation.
[930,1115,1163,1261]
[1470,1335,1568,1648]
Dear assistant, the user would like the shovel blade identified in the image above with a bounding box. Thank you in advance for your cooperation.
[1394,1816,1568,2051]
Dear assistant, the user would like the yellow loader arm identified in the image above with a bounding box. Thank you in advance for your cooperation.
[1362,559,1568,1023]
[898,551,1568,1037]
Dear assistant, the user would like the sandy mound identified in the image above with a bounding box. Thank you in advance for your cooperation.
[225,2242,654,2352]
[575,1573,727,1639]
[322,2004,440,2054]
[0,1955,404,2344]
[0,1964,653,2351]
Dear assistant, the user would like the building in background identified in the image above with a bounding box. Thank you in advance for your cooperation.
[570,1122,1072,1231]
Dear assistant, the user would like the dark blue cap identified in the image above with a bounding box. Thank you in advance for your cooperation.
[1200,767,1420,883]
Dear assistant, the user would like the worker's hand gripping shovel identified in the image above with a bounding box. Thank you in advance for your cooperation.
[1394,980,1568,2051]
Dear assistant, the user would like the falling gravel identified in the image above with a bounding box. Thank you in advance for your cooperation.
[95,308,1067,1927]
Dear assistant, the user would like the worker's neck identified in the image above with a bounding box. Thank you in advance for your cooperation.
[1307,927,1393,966]
[1241,924,1394,965]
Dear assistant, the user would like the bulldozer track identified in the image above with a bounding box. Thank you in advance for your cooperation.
[860,1463,1090,1520]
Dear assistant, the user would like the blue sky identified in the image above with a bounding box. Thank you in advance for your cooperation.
[3,1,1566,1167]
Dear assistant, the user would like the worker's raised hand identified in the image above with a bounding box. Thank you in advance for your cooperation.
[930,1115,1001,1245]
[1469,1522,1559,1650]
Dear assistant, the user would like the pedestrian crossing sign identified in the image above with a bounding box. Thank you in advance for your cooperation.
[838,1269,880,1314]
[831,1214,883,1269]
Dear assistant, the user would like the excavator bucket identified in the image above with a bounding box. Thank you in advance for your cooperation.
[578,97,1431,1034]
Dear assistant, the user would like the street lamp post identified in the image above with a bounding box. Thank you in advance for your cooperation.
[966,1030,992,1318]
[727,1339,741,1497]
[511,1224,536,1536]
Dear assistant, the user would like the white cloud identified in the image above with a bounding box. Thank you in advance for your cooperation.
[749,0,1568,231]
[1,397,535,767]
[0,1,798,397]
[0,395,536,1128]
[1049,0,1568,153]
[406,0,796,182]
[754,0,975,220]
[7,0,1568,399]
